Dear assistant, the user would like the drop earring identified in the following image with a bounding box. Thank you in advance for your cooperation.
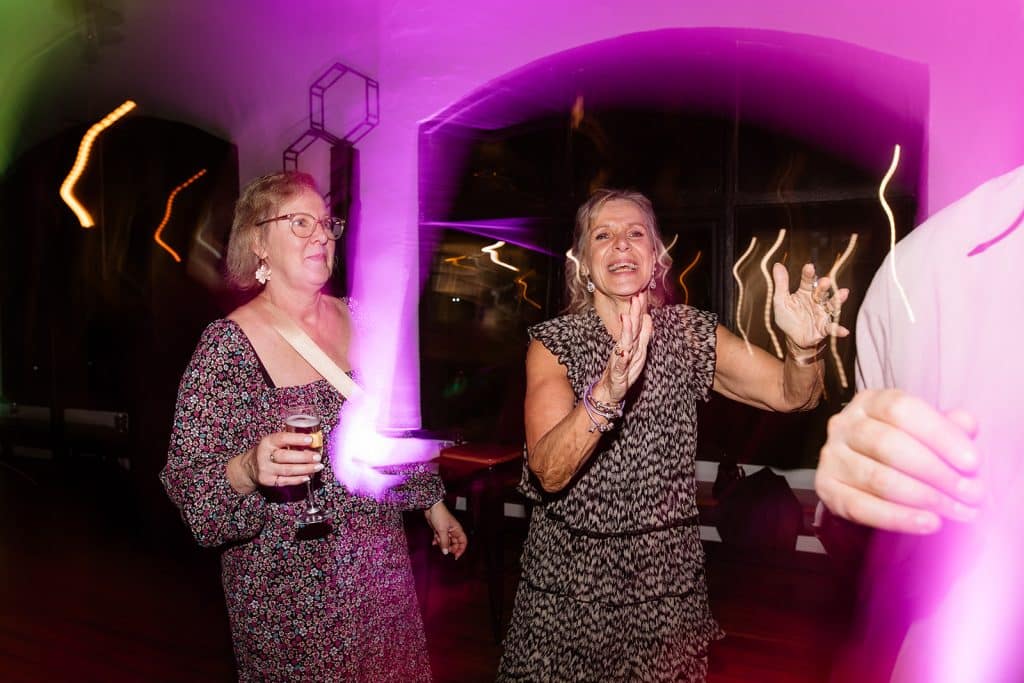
[586,278,595,293]
[255,260,271,285]
[649,276,657,290]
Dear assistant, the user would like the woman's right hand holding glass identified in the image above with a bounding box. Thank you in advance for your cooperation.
[244,432,324,489]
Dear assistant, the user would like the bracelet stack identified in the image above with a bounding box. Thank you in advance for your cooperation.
[583,380,625,433]
[785,337,826,366]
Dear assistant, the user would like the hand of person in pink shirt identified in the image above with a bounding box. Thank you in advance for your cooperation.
[815,389,984,534]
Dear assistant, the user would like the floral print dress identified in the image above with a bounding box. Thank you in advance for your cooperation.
[161,319,443,682]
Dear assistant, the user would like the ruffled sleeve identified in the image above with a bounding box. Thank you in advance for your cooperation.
[528,317,575,368]
[674,305,718,402]
[160,321,270,547]
[519,315,586,503]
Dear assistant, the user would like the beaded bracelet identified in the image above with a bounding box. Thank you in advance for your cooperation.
[582,392,615,433]
[586,380,624,419]
[582,380,625,433]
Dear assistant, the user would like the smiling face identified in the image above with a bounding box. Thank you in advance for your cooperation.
[255,187,335,292]
[583,199,657,303]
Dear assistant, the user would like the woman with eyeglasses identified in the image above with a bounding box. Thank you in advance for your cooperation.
[161,171,466,681]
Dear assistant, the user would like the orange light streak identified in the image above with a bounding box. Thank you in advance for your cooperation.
[59,100,137,228]
[514,272,542,309]
[154,169,207,263]
[760,229,787,358]
[677,251,702,306]
[443,255,473,269]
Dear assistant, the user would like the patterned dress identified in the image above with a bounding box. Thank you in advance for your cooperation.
[160,319,443,682]
[498,305,724,682]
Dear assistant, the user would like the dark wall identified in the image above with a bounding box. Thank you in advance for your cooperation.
[0,115,239,536]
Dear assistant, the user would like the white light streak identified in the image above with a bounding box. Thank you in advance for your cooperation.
[827,234,858,388]
[482,240,519,271]
[760,229,787,358]
[732,236,758,354]
[880,144,915,323]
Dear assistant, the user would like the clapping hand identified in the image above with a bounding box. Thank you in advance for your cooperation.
[602,293,653,401]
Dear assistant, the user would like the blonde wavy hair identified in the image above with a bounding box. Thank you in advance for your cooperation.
[563,189,673,313]
[225,171,322,290]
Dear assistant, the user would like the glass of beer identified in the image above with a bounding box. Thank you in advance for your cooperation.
[282,403,326,527]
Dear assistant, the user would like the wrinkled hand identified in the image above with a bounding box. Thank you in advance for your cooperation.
[815,389,983,534]
[249,431,324,488]
[424,501,467,559]
[773,263,851,349]
[601,293,654,402]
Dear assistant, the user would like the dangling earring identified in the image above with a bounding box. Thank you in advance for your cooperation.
[649,276,657,290]
[255,260,271,285]
[586,278,595,293]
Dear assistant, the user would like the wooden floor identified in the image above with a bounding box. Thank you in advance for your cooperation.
[0,457,855,682]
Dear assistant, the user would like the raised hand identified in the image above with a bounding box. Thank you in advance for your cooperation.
[772,262,851,349]
[815,389,983,534]
[603,293,653,402]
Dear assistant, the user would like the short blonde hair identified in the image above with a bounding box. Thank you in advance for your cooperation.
[564,189,673,313]
[225,171,321,290]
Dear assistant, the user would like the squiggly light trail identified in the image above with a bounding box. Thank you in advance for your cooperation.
[443,255,473,269]
[760,229,787,358]
[59,100,137,228]
[515,271,542,309]
[661,233,679,259]
[677,251,702,306]
[482,240,519,271]
[880,144,915,323]
[827,233,858,388]
[732,236,758,354]
[154,169,207,263]
[565,248,582,286]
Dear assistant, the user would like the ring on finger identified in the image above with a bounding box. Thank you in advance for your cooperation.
[614,344,625,357]
[269,449,277,463]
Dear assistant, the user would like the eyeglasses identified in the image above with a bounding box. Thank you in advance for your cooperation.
[255,212,345,240]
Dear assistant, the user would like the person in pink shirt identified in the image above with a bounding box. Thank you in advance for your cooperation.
[816,163,1024,681]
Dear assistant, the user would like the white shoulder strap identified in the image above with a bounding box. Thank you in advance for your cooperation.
[260,299,364,399]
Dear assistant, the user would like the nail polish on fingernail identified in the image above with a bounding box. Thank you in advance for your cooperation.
[313,453,322,462]
[304,476,311,482]
[442,548,449,555]
[315,464,324,471]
